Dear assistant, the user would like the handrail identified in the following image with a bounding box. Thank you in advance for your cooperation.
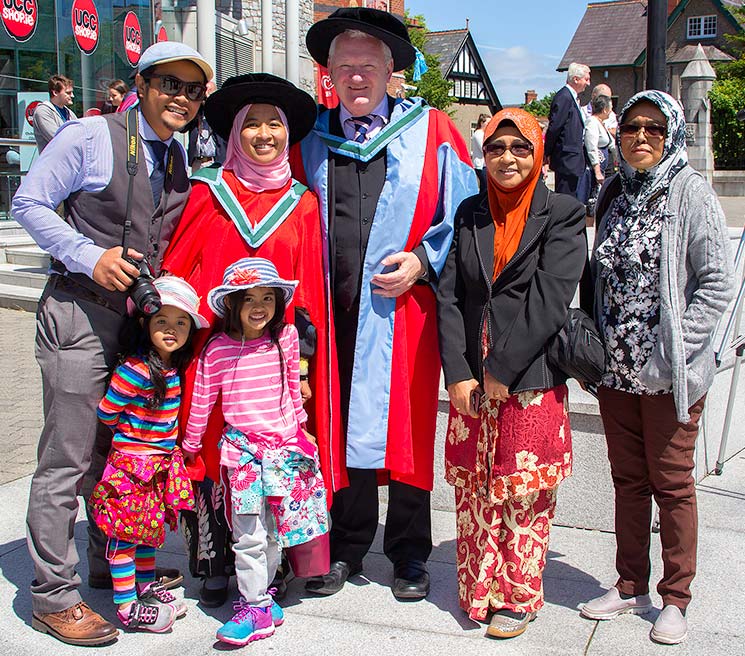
[0,138,35,147]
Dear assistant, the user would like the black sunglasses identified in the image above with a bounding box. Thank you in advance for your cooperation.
[483,142,534,158]
[144,74,207,102]
[618,123,666,139]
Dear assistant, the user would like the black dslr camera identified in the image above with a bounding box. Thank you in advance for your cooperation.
[123,253,161,316]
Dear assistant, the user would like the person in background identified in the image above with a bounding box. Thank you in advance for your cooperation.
[544,62,591,201]
[580,90,734,646]
[13,41,211,647]
[584,95,616,221]
[187,82,226,172]
[471,113,490,190]
[104,80,129,114]
[585,83,618,138]
[33,75,77,152]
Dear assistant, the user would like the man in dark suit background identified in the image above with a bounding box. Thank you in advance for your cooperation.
[545,62,591,199]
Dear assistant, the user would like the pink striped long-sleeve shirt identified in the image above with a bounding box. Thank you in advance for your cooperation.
[183,324,308,468]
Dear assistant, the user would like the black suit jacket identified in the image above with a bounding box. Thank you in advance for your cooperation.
[545,86,586,178]
[436,181,587,393]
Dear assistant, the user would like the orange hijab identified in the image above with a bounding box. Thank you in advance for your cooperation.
[483,108,545,280]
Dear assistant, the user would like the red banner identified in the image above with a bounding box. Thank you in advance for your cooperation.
[123,11,142,66]
[316,65,338,109]
[72,0,99,55]
[157,25,167,42]
[2,0,37,42]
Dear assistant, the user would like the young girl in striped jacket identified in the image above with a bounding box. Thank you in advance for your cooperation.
[90,277,210,633]
[182,257,327,647]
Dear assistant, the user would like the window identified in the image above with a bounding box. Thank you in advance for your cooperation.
[687,15,717,39]
[363,1,390,10]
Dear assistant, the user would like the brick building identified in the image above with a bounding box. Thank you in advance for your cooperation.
[558,0,743,110]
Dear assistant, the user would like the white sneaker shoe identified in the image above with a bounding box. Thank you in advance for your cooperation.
[581,587,653,620]
[650,605,687,644]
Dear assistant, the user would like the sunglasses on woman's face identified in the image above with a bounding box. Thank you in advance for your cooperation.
[145,74,207,102]
[618,123,666,139]
[483,142,534,158]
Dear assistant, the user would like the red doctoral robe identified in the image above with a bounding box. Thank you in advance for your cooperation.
[162,169,339,502]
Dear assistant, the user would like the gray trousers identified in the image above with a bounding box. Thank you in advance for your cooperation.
[26,279,125,614]
[229,470,281,608]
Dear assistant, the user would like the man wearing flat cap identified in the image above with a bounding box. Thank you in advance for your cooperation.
[13,41,211,645]
[294,7,477,600]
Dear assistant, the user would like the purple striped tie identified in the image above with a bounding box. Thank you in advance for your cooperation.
[349,115,374,143]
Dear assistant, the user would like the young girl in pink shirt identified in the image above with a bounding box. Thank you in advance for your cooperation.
[183,257,327,646]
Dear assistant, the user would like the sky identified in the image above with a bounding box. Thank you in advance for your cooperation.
[406,0,591,105]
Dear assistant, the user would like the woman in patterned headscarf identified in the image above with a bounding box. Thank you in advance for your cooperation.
[437,108,587,639]
[580,90,734,645]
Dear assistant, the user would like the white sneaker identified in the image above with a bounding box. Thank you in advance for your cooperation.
[650,605,687,644]
[581,587,652,620]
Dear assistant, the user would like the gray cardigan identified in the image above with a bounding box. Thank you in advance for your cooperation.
[33,101,77,153]
[591,166,735,422]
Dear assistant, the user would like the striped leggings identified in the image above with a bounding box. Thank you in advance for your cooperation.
[107,539,156,604]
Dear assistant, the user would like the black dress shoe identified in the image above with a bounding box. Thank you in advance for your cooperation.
[305,560,362,596]
[199,579,229,608]
[392,560,430,600]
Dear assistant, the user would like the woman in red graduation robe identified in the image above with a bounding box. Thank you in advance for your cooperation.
[163,73,338,607]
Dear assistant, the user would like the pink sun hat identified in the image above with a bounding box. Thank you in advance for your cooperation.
[127,276,210,329]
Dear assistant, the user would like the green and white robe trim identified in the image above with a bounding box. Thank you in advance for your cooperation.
[191,166,308,249]
[314,97,428,163]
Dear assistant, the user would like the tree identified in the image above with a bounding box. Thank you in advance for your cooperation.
[716,3,745,80]
[523,92,556,118]
[709,77,745,169]
[404,11,454,111]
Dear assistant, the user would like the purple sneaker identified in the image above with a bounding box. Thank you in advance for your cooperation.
[138,581,187,618]
[216,602,274,646]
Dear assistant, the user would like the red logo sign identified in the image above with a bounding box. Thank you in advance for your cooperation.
[72,0,98,55]
[2,0,38,42]
[157,25,167,42]
[25,100,40,126]
[123,11,141,66]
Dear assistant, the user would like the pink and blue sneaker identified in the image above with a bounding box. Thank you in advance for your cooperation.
[217,601,274,646]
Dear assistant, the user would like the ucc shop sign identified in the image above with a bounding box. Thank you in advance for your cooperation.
[72,0,99,55]
[2,0,37,42]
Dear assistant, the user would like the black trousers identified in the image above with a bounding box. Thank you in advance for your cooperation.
[329,467,432,567]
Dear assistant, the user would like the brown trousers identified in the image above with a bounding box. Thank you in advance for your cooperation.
[598,387,704,610]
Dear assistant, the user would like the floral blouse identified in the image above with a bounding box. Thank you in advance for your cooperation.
[597,202,671,395]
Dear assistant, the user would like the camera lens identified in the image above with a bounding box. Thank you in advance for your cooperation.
[130,278,161,316]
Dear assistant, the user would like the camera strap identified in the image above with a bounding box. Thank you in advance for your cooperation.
[122,109,175,261]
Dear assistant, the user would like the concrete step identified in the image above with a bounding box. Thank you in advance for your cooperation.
[0,282,41,312]
[0,221,29,237]
[0,263,47,289]
[4,247,49,267]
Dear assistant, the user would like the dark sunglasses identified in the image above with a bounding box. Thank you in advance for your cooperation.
[144,74,207,102]
[483,142,534,158]
[618,123,666,139]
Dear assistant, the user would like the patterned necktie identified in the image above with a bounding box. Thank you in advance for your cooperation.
[146,140,168,207]
[349,115,374,143]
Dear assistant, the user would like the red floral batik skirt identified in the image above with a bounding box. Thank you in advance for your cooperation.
[445,387,571,620]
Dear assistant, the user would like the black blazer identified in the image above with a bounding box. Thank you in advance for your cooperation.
[437,180,587,393]
[544,86,586,178]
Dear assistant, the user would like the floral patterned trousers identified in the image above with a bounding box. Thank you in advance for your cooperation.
[454,486,557,621]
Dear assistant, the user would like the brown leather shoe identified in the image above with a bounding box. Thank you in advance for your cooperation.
[32,602,119,646]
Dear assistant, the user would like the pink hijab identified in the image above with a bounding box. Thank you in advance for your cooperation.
[222,104,291,192]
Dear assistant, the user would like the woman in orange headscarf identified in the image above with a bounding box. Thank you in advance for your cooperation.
[437,109,587,639]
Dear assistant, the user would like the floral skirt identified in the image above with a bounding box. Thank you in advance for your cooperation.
[89,448,195,548]
[455,486,557,620]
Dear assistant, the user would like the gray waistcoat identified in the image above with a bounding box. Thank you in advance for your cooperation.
[61,112,190,312]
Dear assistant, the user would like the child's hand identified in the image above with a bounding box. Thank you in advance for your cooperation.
[183,450,198,464]
[300,380,312,404]
[302,429,317,445]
